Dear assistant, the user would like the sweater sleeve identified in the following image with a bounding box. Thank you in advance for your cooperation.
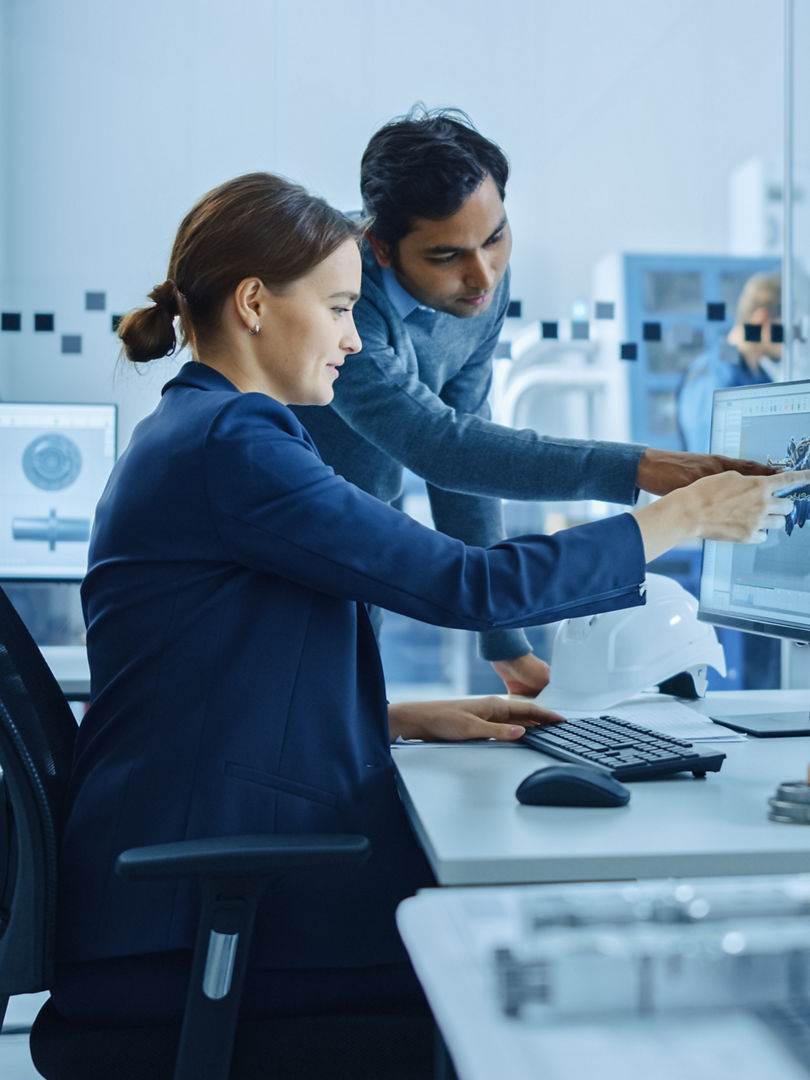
[424,290,533,659]
[330,276,646,504]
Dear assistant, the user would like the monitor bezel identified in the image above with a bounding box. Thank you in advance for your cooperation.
[697,607,810,644]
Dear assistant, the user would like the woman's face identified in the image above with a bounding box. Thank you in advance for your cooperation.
[257,239,362,406]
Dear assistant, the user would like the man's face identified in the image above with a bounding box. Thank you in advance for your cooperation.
[368,173,512,318]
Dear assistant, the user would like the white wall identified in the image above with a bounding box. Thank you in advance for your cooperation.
[1,0,783,446]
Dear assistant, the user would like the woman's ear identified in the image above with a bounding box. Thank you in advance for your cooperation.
[233,277,265,333]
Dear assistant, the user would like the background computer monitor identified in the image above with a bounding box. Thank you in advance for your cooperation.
[698,378,810,734]
[0,401,117,581]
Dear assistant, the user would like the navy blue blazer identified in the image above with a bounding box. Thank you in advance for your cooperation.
[57,361,646,972]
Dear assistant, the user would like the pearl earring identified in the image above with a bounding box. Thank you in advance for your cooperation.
[248,324,260,336]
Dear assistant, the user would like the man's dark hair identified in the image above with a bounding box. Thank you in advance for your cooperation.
[360,105,509,246]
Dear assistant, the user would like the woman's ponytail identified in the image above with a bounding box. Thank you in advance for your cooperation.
[117,279,181,364]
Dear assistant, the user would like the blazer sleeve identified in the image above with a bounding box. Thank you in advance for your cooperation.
[202,394,647,631]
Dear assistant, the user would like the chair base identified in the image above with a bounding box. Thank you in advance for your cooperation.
[30,996,441,1079]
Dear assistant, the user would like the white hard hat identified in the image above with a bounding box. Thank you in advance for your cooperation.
[536,573,726,713]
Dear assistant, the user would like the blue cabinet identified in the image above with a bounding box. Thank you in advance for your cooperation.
[617,253,780,449]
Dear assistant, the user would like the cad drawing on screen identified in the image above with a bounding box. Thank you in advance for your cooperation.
[0,402,117,580]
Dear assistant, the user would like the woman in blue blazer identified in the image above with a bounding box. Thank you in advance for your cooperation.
[53,173,798,1026]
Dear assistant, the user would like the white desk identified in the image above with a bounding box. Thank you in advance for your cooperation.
[41,645,90,700]
[397,885,810,1080]
[392,690,810,885]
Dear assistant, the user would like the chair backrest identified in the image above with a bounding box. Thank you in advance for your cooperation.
[0,585,78,995]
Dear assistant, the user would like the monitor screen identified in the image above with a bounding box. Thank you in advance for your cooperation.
[699,379,810,643]
[0,401,117,581]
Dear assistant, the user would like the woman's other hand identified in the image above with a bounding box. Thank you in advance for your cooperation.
[388,696,564,743]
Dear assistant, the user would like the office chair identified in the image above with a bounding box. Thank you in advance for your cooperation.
[0,585,446,1079]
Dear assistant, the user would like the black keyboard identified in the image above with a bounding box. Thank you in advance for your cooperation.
[520,714,726,781]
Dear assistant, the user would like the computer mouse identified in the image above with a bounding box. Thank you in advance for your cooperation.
[515,764,631,807]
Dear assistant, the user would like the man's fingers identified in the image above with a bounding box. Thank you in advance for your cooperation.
[732,458,778,477]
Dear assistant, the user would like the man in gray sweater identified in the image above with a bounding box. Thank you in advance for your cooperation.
[295,107,770,696]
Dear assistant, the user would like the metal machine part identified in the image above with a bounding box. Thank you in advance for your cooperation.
[12,509,91,551]
[21,433,82,490]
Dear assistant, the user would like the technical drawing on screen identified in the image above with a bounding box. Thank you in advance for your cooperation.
[0,402,117,580]
[699,379,810,735]
[700,379,810,644]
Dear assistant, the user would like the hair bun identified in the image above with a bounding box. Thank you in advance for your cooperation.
[148,280,180,318]
[118,281,180,364]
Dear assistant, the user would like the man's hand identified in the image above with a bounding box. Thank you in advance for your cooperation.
[636,448,776,497]
[388,696,564,743]
[491,653,551,697]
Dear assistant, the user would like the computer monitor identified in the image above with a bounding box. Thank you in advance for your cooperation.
[698,378,810,735]
[0,401,117,581]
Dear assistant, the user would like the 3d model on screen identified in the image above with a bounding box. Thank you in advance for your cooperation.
[11,510,91,551]
[22,433,82,490]
[768,437,810,535]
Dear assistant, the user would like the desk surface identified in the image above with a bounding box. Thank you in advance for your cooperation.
[393,690,810,885]
[397,885,810,1080]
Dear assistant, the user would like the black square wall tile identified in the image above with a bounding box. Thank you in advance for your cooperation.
[707,302,726,321]
[34,313,55,331]
[541,321,558,339]
[2,312,21,331]
[620,343,638,361]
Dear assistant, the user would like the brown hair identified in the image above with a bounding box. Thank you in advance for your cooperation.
[118,173,362,363]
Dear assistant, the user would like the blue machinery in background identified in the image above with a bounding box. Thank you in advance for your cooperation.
[617,252,782,690]
[617,252,781,449]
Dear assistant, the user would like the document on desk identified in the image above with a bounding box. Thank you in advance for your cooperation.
[585,696,746,742]
[532,692,745,742]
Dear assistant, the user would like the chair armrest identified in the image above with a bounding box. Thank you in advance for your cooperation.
[114,832,371,1080]
[115,833,371,883]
